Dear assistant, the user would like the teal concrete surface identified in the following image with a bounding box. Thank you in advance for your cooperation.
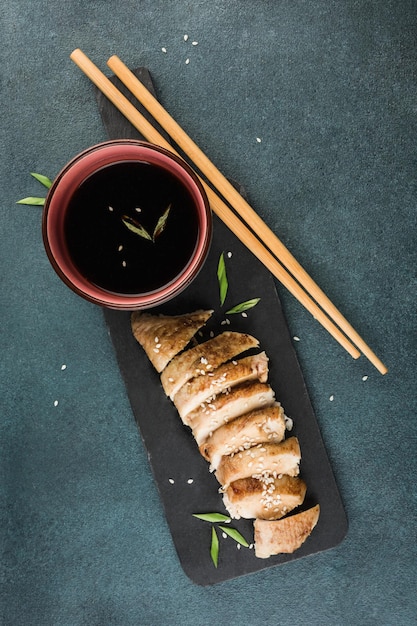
[1,2,416,624]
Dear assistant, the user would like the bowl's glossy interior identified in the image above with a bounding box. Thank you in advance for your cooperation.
[42,140,212,309]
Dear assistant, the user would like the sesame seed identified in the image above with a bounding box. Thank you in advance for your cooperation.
[135,207,142,212]
[210,331,214,337]
[227,251,232,258]
[222,532,227,539]
[293,336,300,342]
[122,260,127,267]
[156,343,162,349]
[185,58,190,64]
[256,137,262,143]
[362,375,369,381]
[187,479,194,484]
[108,205,114,212]
[154,337,159,343]
[118,245,123,252]
[168,377,174,382]
[184,34,189,41]
[153,348,159,353]
[329,395,334,401]
[60,364,67,371]
[168,478,175,484]
[241,312,248,318]
[237,543,241,550]
[192,41,198,46]
[161,47,167,53]
[53,400,59,407]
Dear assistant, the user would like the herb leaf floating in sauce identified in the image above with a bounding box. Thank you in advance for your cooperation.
[122,203,172,243]
[16,172,52,206]
[193,512,250,567]
[226,298,261,314]
[122,215,153,241]
[217,252,228,306]
[153,203,171,240]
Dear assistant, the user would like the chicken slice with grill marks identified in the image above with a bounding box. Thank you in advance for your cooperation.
[186,380,275,445]
[199,403,286,470]
[131,309,213,373]
[160,331,259,399]
[254,504,320,557]
[222,474,307,520]
[215,437,301,489]
[173,351,269,420]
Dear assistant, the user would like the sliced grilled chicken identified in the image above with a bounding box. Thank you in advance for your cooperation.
[173,351,269,419]
[254,504,320,557]
[199,403,285,470]
[222,474,306,520]
[161,332,259,399]
[186,381,275,445]
[131,309,213,372]
[215,437,301,488]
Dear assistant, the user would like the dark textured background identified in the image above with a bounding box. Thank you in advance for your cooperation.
[1,1,416,624]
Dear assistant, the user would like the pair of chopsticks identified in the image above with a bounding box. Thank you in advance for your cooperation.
[69,49,387,375]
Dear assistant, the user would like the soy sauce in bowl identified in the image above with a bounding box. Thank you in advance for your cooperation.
[65,161,199,295]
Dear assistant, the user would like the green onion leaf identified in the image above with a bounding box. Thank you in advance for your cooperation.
[16,197,45,206]
[210,526,219,567]
[153,203,171,240]
[122,215,153,241]
[219,525,249,547]
[192,513,231,523]
[225,298,261,314]
[217,252,228,306]
[30,172,52,189]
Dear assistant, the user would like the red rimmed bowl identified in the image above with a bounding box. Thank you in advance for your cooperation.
[42,140,212,309]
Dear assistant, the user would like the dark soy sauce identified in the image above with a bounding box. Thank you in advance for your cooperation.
[65,161,200,294]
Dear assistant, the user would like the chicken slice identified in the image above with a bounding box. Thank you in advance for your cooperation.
[199,403,285,470]
[222,474,306,520]
[254,504,320,558]
[173,351,269,419]
[215,437,301,488]
[186,381,275,445]
[131,309,213,372]
[160,332,259,399]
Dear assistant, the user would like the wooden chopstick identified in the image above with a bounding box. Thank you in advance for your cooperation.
[70,49,386,371]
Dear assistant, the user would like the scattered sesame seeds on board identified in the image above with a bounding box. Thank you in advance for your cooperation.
[256,137,262,143]
[329,395,334,402]
[53,400,59,407]
[60,364,67,371]
[183,34,189,41]
[168,478,175,484]
[293,336,300,342]
[362,375,369,381]
[161,47,167,53]
[185,58,190,65]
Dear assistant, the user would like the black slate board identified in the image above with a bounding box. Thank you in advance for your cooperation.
[96,69,348,585]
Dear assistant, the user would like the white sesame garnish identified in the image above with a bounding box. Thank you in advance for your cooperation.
[135,207,142,213]
[53,400,59,407]
[122,260,127,267]
[241,312,248,318]
[227,251,232,258]
[237,543,241,550]
[183,34,189,41]
[192,41,198,46]
[168,478,175,484]
[187,479,194,484]
[329,395,334,402]
[153,348,159,353]
[108,205,114,212]
[60,364,67,371]
[168,377,174,383]
[256,137,262,143]
[185,58,190,65]
[222,532,227,539]
[362,375,369,381]
[293,336,300,342]
[154,337,159,343]
[161,47,167,53]
[118,245,123,252]
[210,331,214,338]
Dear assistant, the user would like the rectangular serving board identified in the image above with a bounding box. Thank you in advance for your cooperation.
[96,69,348,585]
